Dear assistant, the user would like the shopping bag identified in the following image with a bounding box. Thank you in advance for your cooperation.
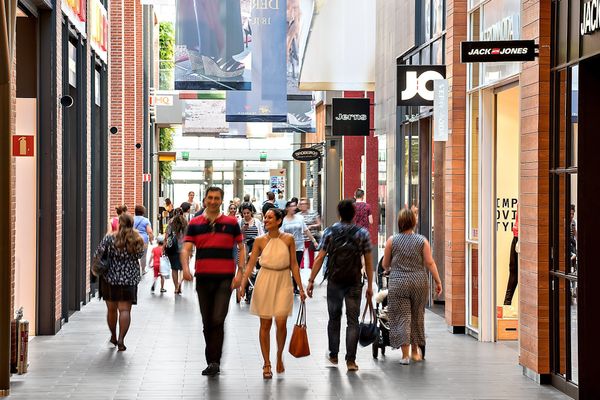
[159,255,171,279]
[358,300,379,347]
[288,301,310,358]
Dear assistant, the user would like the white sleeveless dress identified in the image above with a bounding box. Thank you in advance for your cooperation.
[250,236,293,318]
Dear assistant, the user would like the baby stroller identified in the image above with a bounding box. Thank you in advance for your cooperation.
[372,257,390,358]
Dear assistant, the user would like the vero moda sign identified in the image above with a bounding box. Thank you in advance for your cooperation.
[461,40,537,63]
[332,98,370,136]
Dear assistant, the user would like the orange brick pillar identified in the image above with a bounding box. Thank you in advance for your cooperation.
[518,0,551,378]
[444,0,467,330]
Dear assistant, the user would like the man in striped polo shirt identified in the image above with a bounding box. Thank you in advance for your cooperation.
[181,187,246,377]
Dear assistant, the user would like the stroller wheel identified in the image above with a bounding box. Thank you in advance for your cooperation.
[372,342,378,359]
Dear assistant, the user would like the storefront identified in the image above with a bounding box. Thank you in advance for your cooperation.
[465,0,522,342]
[550,0,600,396]
[395,0,446,304]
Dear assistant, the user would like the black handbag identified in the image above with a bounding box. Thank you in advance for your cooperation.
[92,240,110,277]
[358,300,379,347]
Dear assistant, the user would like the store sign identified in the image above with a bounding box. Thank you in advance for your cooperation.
[62,0,87,34]
[292,148,320,162]
[90,0,108,62]
[332,98,370,136]
[433,79,449,141]
[142,173,152,182]
[581,0,600,35]
[460,40,537,63]
[397,66,446,106]
[154,95,174,106]
[397,65,446,106]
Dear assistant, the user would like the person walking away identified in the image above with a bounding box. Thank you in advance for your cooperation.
[110,205,128,233]
[93,213,145,351]
[134,205,154,275]
[282,200,318,294]
[299,198,321,269]
[353,188,372,230]
[181,187,246,376]
[307,199,374,372]
[239,208,306,379]
[165,208,188,294]
[262,191,277,216]
[149,235,167,293]
[381,208,442,364]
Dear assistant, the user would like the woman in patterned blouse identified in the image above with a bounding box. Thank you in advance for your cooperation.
[94,213,145,351]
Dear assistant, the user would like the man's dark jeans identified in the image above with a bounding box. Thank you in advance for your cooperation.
[196,274,233,364]
[327,280,363,362]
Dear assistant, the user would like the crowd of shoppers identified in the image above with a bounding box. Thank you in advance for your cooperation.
[93,187,441,380]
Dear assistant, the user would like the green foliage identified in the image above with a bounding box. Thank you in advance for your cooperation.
[159,127,175,181]
[159,22,175,90]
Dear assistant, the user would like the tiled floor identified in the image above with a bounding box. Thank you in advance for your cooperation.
[8,268,569,399]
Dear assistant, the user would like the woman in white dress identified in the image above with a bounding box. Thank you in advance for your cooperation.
[239,208,306,379]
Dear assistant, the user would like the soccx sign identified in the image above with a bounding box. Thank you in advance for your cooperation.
[397,65,446,106]
[581,0,600,35]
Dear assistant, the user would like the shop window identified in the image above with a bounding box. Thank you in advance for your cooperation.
[378,135,387,249]
[468,92,479,240]
[432,0,444,36]
[94,69,101,106]
[68,41,77,87]
[468,9,480,89]
[421,46,431,65]
[570,66,578,168]
[468,243,479,329]
[557,69,567,169]
[432,39,443,65]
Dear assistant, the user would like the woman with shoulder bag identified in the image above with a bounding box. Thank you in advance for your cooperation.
[93,213,145,351]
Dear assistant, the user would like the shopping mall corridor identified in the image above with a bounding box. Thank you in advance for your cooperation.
[8,269,567,400]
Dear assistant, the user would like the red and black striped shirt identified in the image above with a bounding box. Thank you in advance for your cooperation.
[184,214,242,275]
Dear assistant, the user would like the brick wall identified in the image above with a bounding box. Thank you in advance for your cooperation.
[110,0,145,214]
[518,0,551,375]
[444,0,467,328]
[55,3,64,324]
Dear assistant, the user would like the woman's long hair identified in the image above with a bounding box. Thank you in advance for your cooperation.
[169,208,188,235]
[114,213,144,254]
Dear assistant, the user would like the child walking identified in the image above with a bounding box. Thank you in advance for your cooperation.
[149,236,167,293]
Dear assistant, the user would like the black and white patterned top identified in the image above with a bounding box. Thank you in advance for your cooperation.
[94,234,144,286]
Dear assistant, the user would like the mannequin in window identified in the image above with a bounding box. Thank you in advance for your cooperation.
[503,203,519,306]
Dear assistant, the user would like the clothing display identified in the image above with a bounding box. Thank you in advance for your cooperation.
[250,236,293,319]
[387,233,429,348]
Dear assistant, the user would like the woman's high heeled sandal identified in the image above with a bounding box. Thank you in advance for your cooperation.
[201,55,245,78]
[262,364,273,379]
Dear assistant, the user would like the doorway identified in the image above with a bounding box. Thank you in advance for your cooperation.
[494,84,520,341]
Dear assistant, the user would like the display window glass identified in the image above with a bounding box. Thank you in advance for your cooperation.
[468,9,480,89]
[468,92,479,241]
[378,134,387,249]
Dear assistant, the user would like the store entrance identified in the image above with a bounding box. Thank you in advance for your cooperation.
[494,85,520,341]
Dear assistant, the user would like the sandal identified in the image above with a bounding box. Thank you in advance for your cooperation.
[262,363,273,379]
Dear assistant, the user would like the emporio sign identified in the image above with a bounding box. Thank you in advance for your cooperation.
[581,0,600,35]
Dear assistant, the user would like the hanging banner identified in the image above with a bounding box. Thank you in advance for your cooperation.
[89,0,109,63]
[273,98,315,133]
[62,0,87,35]
[287,0,314,95]
[175,0,252,91]
[226,0,287,122]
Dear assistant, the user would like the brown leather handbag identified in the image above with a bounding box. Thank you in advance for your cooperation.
[288,301,310,358]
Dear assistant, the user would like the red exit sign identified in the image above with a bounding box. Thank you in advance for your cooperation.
[12,135,34,157]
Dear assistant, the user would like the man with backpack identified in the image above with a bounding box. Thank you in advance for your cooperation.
[306,199,373,372]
